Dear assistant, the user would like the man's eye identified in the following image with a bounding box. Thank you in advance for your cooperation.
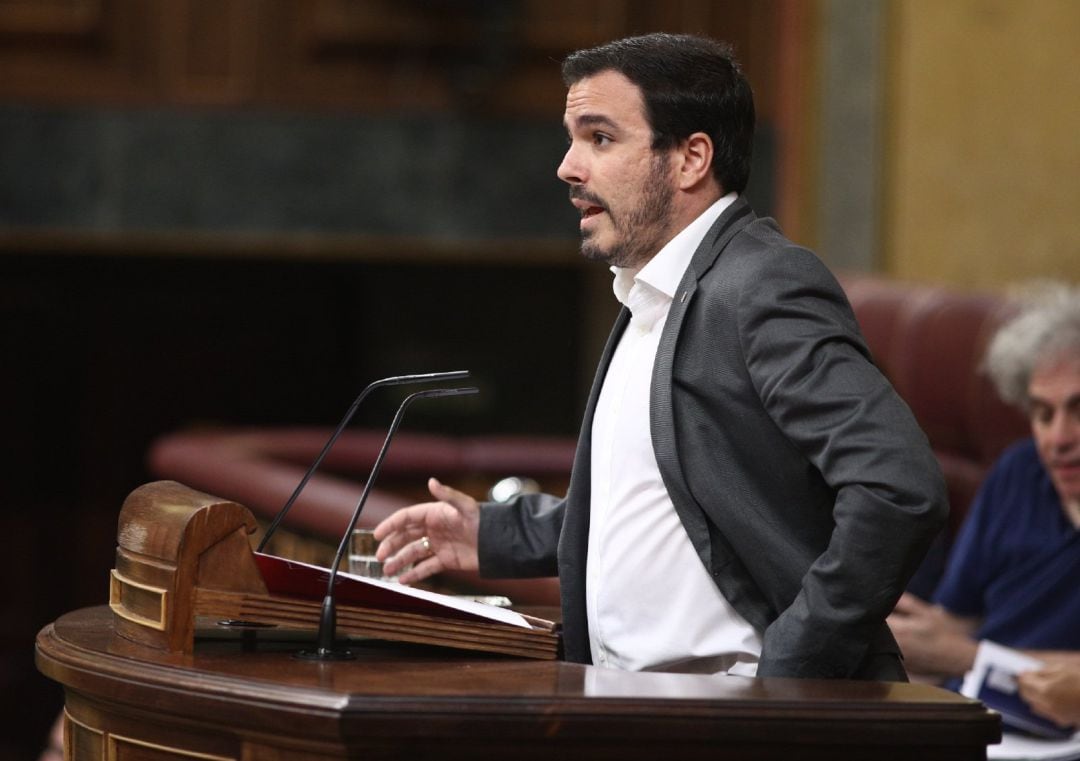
[1030,404,1053,425]
[592,133,612,146]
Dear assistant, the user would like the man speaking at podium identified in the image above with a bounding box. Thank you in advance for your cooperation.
[375,33,946,681]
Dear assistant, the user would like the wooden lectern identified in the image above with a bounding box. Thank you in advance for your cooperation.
[36,482,1002,760]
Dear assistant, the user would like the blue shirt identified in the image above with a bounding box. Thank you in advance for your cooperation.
[934,439,1080,650]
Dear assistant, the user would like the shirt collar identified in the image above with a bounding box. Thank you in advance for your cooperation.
[611,193,737,328]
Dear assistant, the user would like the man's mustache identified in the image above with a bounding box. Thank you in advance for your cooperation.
[569,186,607,210]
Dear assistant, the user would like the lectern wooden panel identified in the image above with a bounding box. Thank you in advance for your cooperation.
[108,481,559,659]
[37,607,1000,761]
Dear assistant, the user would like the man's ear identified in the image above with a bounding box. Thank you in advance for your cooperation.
[675,132,716,191]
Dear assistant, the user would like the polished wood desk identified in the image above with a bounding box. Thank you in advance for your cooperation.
[37,606,1000,760]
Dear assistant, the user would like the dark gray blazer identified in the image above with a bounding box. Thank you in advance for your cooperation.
[479,198,948,680]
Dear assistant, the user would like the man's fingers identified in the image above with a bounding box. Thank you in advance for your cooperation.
[373,504,434,559]
[428,477,475,512]
[372,478,477,578]
[427,474,479,509]
[395,554,443,585]
[372,506,408,542]
[1018,673,1070,726]
[381,531,438,577]
[892,592,927,615]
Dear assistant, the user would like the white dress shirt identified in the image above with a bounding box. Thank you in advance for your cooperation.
[586,193,763,675]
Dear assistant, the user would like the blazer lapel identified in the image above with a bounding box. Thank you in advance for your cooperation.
[650,198,756,564]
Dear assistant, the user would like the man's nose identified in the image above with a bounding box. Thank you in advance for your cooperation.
[1045,410,1080,452]
[557,144,585,185]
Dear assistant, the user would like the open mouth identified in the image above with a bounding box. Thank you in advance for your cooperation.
[569,188,607,221]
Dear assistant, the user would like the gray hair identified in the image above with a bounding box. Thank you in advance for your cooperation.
[983,280,1080,408]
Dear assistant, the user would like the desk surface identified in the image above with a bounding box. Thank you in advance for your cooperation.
[37,606,1000,760]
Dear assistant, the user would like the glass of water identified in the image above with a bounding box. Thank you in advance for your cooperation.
[348,529,385,579]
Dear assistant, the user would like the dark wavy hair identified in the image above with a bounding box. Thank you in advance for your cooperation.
[561,33,755,194]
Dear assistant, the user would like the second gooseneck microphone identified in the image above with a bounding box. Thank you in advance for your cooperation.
[296,384,479,660]
[256,370,470,553]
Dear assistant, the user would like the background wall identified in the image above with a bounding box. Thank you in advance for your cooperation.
[882,0,1079,286]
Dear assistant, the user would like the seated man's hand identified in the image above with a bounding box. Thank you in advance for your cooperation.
[1018,665,1080,728]
[374,477,480,585]
[887,592,980,679]
[1036,651,1080,669]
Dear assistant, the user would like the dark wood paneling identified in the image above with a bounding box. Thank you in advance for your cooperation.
[0,0,159,104]
[158,0,261,105]
[0,0,782,117]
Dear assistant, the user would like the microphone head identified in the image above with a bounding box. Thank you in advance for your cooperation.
[442,386,479,396]
[414,386,480,399]
[384,370,470,386]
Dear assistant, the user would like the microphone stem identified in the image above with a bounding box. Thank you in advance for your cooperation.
[256,370,468,552]
[313,386,477,654]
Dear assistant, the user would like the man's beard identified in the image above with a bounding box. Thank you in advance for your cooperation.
[575,153,676,269]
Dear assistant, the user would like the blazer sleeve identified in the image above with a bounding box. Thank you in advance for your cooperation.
[477,492,565,578]
[736,247,949,678]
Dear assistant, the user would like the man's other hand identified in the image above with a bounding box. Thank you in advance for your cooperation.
[373,477,480,584]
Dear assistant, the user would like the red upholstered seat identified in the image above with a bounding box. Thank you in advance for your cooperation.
[839,274,1029,535]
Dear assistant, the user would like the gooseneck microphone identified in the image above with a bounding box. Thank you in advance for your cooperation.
[296,385,479,660]
[256,370,469,552]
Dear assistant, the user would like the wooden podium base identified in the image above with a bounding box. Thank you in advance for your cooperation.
[37,606,999,760]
